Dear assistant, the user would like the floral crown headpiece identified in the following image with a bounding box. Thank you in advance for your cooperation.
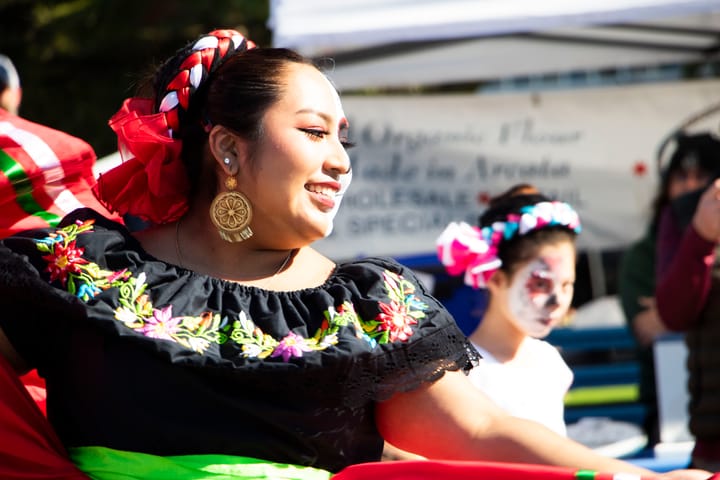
[436,201,581,289]
[93,30,256,225]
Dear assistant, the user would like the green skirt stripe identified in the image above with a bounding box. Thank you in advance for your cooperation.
[69,446,332,480]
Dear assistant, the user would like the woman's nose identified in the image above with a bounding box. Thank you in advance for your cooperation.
[325,141,351,175]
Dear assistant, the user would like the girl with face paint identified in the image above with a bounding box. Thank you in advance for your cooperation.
[437,184,580,436]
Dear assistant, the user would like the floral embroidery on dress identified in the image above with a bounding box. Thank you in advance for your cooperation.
[35,222,428,359]
[222,272,428,361]
[36,221,223,353]
[37,220,131,300]
[373,271,426,342]
[224,302,364,360]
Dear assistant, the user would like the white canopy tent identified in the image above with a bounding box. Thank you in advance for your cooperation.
[269,0,720,90]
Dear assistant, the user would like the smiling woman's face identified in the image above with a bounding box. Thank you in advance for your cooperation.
[238,63,352,247]
[505,241,576,338]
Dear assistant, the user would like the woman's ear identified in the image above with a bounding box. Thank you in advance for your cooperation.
[207,125,247,175]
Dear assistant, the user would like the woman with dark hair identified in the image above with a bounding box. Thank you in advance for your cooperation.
[618,132,718,449]
[0,30,712,480]
[654,132,720,471]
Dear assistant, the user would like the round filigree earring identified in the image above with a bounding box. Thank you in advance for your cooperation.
[209,165,253,242]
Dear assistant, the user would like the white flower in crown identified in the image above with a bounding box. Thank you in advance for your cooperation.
[490,220,506,235]
[518,212,537,234]
[555,203,578,227]
[534,202,556,221]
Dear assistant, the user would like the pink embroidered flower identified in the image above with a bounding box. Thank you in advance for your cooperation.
[42,239,88,286]
[377,300,418,342]
[106,268,129,283]
[271,332,312,362]
[138,305,181,341]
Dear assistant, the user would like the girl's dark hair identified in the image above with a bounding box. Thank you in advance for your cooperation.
[144,45,315,197]
[479,185,578,277]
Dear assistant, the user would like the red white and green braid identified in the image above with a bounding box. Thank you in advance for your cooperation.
[158,29,256,136]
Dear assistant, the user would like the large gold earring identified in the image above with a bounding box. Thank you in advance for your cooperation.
[209,174,253,242]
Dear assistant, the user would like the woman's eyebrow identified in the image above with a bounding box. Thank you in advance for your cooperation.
[295,108,329,121]
[296,108,349,131]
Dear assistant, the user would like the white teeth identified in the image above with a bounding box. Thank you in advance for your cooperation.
[306,185,335,197]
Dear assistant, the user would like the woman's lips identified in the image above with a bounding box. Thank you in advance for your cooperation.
[306,183,339,210]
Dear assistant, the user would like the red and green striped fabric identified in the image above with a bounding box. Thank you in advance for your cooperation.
[0,110,118,238]
[68,449,648,480]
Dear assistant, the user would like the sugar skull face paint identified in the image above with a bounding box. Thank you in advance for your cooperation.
[506,243,575,338]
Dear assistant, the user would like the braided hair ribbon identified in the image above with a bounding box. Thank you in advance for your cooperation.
[436,201,581,289]
[159,30,256,135]
[93,30,255,225]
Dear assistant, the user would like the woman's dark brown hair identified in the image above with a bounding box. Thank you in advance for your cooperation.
[143,45,315,198]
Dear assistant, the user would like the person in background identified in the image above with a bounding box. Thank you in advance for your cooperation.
[654,132,720,472]
[0,53,120,421]
[0,29,712,480]
[618,132,717,449]
[436,184,579,436]
[0,54,22,114]
[0,53,119,237]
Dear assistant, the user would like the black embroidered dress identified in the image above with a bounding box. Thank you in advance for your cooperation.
[0,209,478,473]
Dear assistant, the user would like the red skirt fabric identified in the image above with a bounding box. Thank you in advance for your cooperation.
[20,368,47,415]
[333,459,648,480]
[0,354,88,480]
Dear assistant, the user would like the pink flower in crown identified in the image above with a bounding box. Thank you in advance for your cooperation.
[436,222,488,276]
[436,222,502,289]
[489,228,504,246]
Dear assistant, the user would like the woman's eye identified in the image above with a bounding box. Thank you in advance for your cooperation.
[300,128,326,140]
[301,128,355,149]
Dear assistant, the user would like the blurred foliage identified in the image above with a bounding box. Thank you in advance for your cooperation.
[0,0,271,157]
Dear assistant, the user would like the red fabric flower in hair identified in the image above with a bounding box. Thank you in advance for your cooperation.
[93,98,190,225]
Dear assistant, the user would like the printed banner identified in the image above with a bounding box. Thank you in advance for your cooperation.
[315,79,720,260]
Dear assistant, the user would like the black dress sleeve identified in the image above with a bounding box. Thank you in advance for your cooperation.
[334,257,480,407]
[0,233,85,371]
